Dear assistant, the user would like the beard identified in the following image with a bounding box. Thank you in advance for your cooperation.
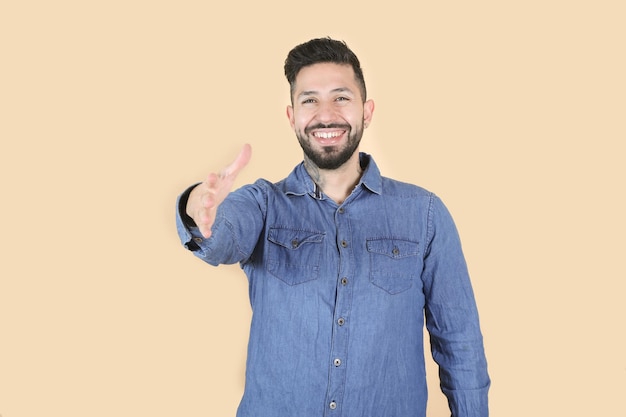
[296,122,364,170]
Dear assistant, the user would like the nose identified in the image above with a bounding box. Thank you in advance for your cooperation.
[316,100,336,123]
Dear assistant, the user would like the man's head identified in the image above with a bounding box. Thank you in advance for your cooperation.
[284,37,367,104]
[285,38,374,171]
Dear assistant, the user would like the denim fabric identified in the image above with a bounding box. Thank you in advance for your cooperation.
[176,154,490,417]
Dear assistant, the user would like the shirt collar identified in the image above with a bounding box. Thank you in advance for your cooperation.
[284,152,383,198]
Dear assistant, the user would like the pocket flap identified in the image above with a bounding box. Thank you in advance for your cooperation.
[366,238,420,259]
[268,227,325,250]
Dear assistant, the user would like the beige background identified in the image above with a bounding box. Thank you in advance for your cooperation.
[1,1,624,416]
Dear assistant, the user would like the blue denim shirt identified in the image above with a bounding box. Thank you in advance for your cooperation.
[176,153,490,417]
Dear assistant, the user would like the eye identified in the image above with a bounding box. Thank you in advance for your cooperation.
[301,98,317,105]
[336,96,350,102]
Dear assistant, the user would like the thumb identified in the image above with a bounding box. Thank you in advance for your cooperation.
[222,143,252,178]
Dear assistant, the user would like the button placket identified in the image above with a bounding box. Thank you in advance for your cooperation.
[325,202,352,416]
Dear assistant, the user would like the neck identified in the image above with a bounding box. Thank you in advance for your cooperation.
[304,152,363,204]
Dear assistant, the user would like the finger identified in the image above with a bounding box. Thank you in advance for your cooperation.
[194,205,211,225]
[206,172,220,189]
[199,224,213,239]
[199,205,219,238]
[200,191,217,209]
[222,144,252,178]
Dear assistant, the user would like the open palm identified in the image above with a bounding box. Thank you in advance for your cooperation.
[186,144,252,238]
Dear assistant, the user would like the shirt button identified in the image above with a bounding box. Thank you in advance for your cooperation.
[341,277,348,286]
[340,240,348,248]
[392,247,400,256]
[291,239,299,248]
[337,317,345,326]
[334,358,342,367]
[338,207,345,214]
[193,237,202,243]
[329,401,337,410]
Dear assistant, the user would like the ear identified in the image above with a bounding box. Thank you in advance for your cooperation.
[286,105,295,129]
[363,99,375,128]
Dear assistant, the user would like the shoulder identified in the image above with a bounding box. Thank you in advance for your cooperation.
[380,176,434,200]
[378,177,456,222]
[230,177,292,199]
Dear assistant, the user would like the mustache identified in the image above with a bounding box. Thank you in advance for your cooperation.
[304,123,351,135]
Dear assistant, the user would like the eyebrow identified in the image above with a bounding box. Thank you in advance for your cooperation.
[297,87,354,99]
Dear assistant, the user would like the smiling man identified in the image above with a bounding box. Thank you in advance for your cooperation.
[288,61,372,169]
[286,60,374,204]
[176,37,490,417]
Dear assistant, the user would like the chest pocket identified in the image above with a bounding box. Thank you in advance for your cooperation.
[267,227,325,285]
[367,238,421,294]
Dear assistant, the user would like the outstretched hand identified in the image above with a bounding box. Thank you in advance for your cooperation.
[186,144,252,238]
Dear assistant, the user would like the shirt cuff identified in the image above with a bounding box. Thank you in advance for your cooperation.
[176,183,203,251]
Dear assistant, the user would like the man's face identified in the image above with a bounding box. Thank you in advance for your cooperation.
[287,63,374,170]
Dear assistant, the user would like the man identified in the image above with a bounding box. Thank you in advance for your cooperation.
[176,37,490,417]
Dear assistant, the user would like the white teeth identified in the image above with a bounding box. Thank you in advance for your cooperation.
[314,131,342,139]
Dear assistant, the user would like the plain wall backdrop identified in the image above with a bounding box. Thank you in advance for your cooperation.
[1,1,624,416]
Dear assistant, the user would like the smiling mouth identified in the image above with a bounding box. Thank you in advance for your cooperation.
[311,130,346,145]
[314,130,344,139]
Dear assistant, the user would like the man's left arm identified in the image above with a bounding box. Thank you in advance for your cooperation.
[421,194,490,417]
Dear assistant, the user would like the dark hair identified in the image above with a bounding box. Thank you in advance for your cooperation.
[284,37,367,103]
